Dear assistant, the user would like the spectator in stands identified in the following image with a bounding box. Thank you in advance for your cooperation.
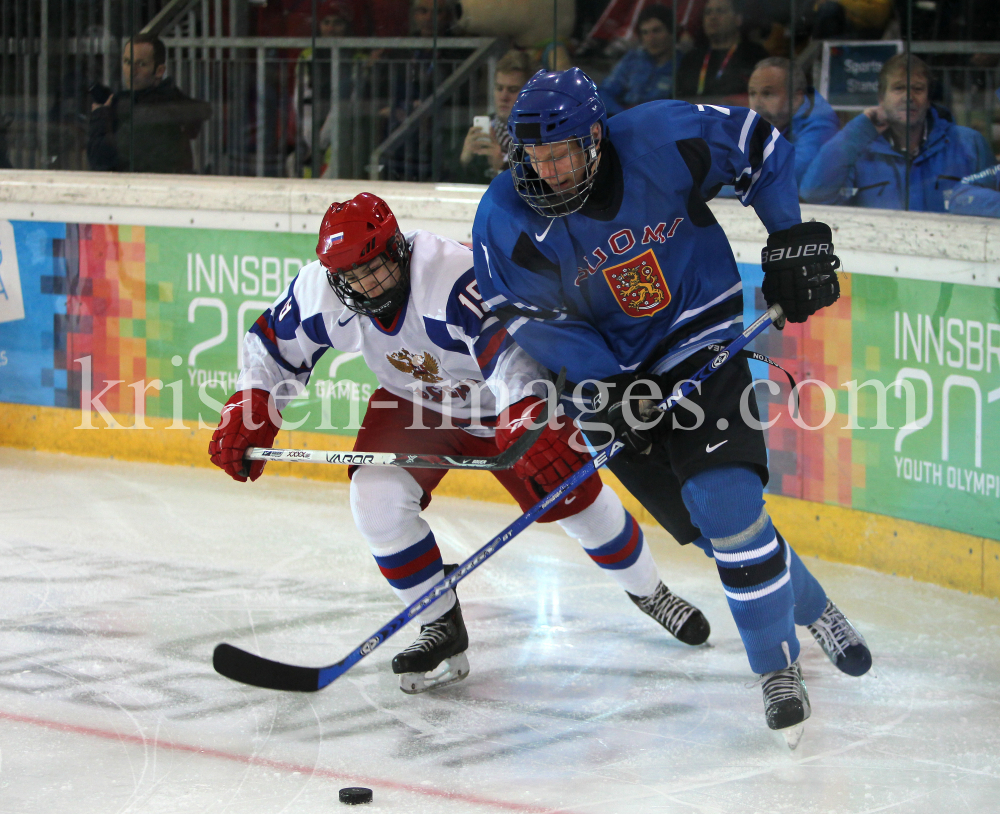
[946,88,1000,218]
[747,57,840,186]
[599,5,676,116]
[580,0,705,59]
[675,0,769,101]
[292,1,354,177]
[383,0,462,180]
[801,54,992,212]
[455,50,532,182]
[412,0,454,37]
[88,35,210,174]
[949,165,1000,218]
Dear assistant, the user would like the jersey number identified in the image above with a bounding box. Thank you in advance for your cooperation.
[457,279,485,318]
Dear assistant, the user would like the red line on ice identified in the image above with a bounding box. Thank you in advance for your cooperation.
[0,709,575,813]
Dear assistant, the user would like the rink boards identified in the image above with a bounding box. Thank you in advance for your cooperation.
[0,171,998,598]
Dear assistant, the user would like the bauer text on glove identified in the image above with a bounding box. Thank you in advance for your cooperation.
[761,221,841,325]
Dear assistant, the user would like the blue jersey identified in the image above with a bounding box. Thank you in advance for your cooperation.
[472,100,800,386]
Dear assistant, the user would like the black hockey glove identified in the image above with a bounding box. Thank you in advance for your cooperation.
[761,222,841,325]
[591,373,665,455]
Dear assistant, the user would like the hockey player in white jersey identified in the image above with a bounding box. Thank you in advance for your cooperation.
[209,192,710,694]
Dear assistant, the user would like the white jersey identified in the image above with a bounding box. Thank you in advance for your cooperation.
[238,230,549,433]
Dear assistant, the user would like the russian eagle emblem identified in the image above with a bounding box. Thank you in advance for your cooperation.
[386,349,443,383]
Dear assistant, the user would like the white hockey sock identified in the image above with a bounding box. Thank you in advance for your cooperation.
[350,467,455,625]
[557,484,661,598]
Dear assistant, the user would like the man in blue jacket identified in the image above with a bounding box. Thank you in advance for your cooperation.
[599,5,675,116]
[800,54,992,212]
[747,57,840,187]
[947,89,1000,219]
[949,165,1000,218]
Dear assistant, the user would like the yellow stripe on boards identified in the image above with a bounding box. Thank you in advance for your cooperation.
[1,402,995,599]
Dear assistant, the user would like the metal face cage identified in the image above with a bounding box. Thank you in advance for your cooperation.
[324,233,411,319]
[508,132,601,218]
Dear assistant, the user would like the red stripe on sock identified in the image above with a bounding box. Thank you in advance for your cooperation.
[377,546,441,581]
[589,516,639,566]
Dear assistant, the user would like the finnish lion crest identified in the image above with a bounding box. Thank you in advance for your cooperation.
[386,349,443,383]
[603,248,672,318]
[618,265,665,311]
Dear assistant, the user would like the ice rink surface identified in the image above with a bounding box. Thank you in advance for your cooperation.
[2,447,999,814]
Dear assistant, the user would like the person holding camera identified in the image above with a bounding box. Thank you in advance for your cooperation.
[454,50,533,183]
[88,34,211,174]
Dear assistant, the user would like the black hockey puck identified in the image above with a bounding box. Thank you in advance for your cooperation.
[339,787,373,805]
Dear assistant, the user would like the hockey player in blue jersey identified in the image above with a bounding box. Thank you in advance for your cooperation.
[473,68,872,744]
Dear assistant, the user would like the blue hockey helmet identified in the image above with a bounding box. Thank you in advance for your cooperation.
[506,68,608,218]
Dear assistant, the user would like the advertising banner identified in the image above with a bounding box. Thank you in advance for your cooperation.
[849,275,1000,540]
[0,220,26,325]
[0,222,377,436]
[141,226,378,435]
[0,220,66,406]
[1,218,997,541]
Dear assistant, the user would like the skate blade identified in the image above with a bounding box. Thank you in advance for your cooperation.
[398,651,470,695]
[780,722,805,750]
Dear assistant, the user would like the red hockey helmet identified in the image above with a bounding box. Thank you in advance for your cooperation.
[316,192,410,318]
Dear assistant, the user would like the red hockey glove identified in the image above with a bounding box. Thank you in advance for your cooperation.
[208,389,281,482]
[495,397,591,492]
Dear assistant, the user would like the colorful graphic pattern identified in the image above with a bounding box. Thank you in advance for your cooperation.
[61,225,151,414]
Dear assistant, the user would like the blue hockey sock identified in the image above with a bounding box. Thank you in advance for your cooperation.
[694,531,826,623]
[782,531,828,626]
[681,465,797,674]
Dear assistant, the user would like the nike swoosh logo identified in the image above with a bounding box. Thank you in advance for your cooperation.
[706,440,728,453]
[535,220,554,242]
[337,313,357,327]
[564,495,577,504]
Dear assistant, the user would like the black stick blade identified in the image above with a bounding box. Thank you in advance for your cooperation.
[213,643,322,692]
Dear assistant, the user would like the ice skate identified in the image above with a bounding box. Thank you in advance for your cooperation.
[760,659,811,750]
[806,599,872,677]
[391,597,469,694]
[627,582,710,645]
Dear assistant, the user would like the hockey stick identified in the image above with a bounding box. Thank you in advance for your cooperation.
[239,369,567,473]
[213,306,782,692]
